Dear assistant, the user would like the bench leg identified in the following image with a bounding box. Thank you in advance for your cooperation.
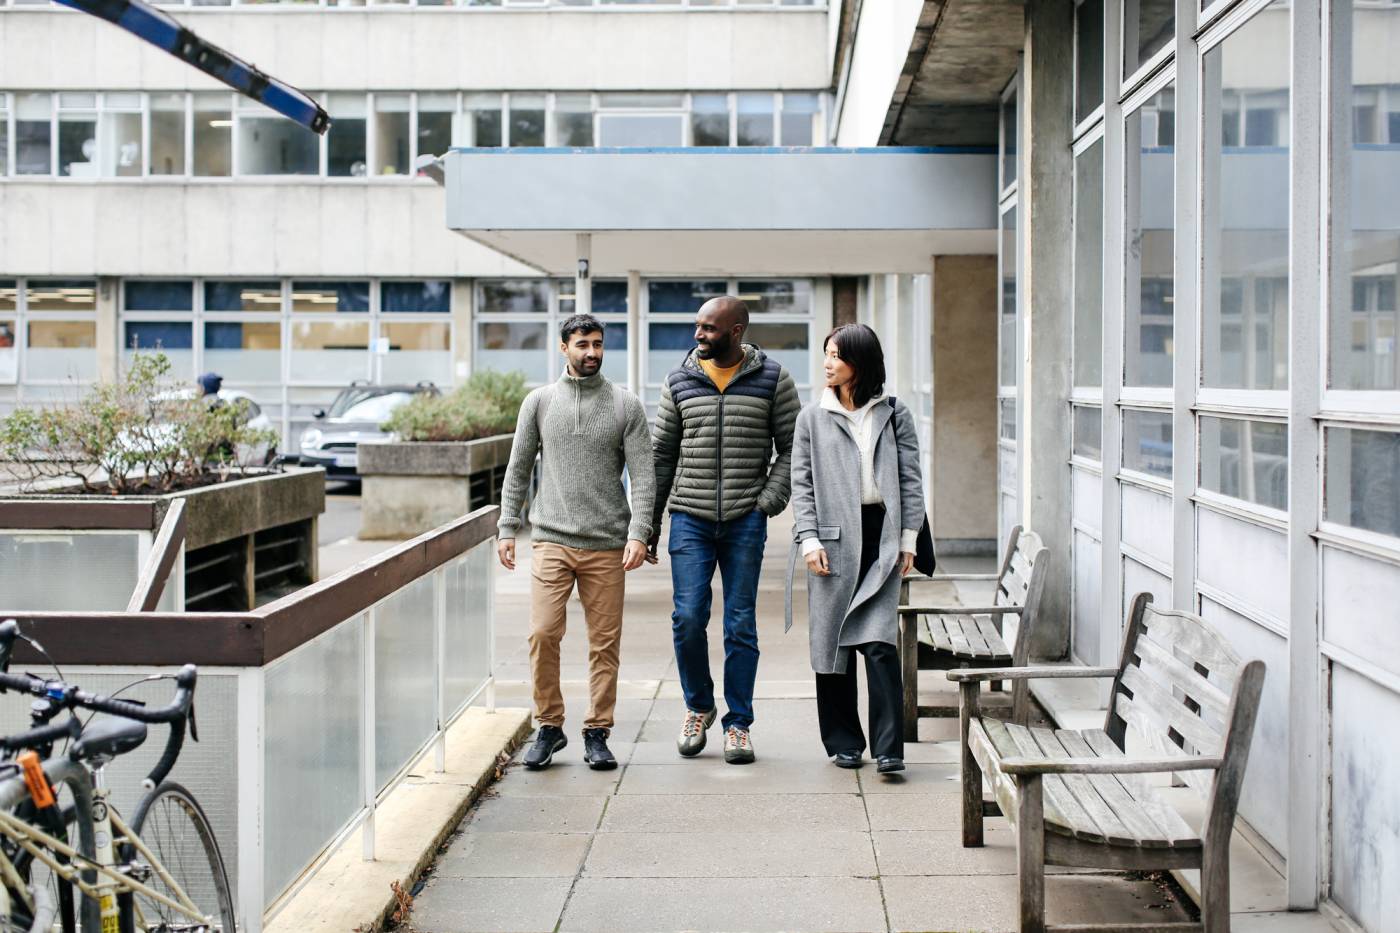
[991,678,1004,694]
[959,682,984,847]
[900,614,918,742]
[1016,774,1046,933]
[1201,836,1231,933]
[1011,678,1031,726]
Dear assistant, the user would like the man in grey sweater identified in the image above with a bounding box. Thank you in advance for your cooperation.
[497,313,655,771]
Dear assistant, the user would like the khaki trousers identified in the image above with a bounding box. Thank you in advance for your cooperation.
[529,542,625,730]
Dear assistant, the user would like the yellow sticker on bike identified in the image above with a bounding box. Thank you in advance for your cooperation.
[100,893,120,933]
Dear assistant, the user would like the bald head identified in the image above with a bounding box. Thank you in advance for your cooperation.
[693,295,750,366]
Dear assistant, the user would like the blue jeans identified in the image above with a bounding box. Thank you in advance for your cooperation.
[668,509,767,730]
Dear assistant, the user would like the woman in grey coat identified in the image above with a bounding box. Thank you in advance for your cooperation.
[786,324,924,773]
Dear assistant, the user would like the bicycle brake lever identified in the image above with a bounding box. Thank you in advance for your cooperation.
[188,701,199,743]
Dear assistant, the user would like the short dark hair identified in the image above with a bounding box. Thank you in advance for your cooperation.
[559,313,606,343]
[823,324,886,408]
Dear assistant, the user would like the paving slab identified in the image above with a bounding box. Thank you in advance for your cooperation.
[856,761,962,793]
[432,831,592,878]
[462,795,608,833]
[599,792,870,833]
[410,876,572,933]
[558,877,889,932]
[617,760,860,795]
[583,830,877,877]
[490,759,622,797]
[865,792,1000,832]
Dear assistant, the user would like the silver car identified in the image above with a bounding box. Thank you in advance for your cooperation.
[298,382,438,479]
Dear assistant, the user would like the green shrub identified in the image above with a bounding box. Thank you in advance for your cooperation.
[0,353,280,495]
[381,371,528,442]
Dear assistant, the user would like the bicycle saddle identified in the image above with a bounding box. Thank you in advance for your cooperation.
[71,717,147,762]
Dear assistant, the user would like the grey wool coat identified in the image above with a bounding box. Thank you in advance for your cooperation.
[785,396,925,675]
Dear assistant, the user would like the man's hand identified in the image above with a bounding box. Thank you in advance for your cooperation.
[900,551,915,576]
[497,538,516,571]
[622,539,647,572]
[805,548,831,576]
[644,533,661,565]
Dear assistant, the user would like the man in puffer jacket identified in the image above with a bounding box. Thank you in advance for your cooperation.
[647,295,800,764]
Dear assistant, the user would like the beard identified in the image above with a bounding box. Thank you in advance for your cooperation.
[571,356,601,375]
[697,335,731,360]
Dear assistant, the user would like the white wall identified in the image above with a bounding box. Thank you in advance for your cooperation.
[832,0,923,146]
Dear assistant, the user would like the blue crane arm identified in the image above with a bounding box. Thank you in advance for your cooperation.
[53,0,330,135]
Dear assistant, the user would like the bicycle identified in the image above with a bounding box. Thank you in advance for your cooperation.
[0,620,235,932]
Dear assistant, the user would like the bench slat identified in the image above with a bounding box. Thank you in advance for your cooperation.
[1053,729,1188,848]
[1082,730,1201,846]
[1111,694,1214,795]
[968,718,1021,820]
[1139,608,1241,687]
[1009,547,1034,585]
[992,720,1107,844]
[1120,665,1224,756]
[956,617,991,657]
[946,619,975,657]
[1131,634,1232,724]
[1027,727,1141,847]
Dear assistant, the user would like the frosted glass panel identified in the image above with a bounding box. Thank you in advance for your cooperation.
[1072,530,1102,665]
[444,547,493,717]
[375,576,436,790]
[0,532,140,610]
[264,619,363,901]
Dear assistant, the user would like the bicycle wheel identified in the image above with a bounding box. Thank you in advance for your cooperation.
[128,783,234,933]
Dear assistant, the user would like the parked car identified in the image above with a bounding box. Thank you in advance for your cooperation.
[298,382,439,479]
[120,388,277,466]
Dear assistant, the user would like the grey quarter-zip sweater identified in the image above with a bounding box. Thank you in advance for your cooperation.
[497,371,655,551]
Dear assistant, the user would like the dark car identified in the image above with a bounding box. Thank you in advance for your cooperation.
[298,381,439,479]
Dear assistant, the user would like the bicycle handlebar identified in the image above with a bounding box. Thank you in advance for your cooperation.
[0,716,81,754]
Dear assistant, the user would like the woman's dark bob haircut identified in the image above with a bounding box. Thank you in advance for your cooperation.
[824,323,887,408]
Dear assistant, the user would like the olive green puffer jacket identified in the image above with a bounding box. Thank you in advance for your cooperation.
[651,345,801,529]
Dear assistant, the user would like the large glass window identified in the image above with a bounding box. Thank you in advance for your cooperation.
[0,280,16,384]
[1000,205,1018,388]
[205,281,281,312]
[383,280,451,313]
[1001,87,1017,191]
[1124,0,1174,77]
[27,321,97,383]
[737,280,812,314]
[1074,138,1104,387]
[648,280,727,314]
[15,93,52,176]
[290,321,369,383]
[328,93,367,177]
[1122,408,1173,479]
[291,282,369,314]
[99,94,143,177]
[1075,0,1104,123]
[193,93,232,177]
[781,93,818,145]
[1073,405,1103,460]
[554,94,593,146]
[372,94,411,176]
[692,94,730,146]
[417,93,455,163]
[1124,84,1176,388]
[1331,0,1400,390]
[123,322,194,375]
[1202,3,1289,391]
[381,322,451,384]
[476,321,550,383]
[125,281,193,311]
[1199,416,1288,510]
[464,94,503,148]
[736,94,775,146]
[481,280,549,314]
[150,93,186,176]
[1325,427,1400,538]
[508,94,546,147]
[238,98,317,175]
[0,95,8,177]
[204,322,282,383]
[57,94,97,177]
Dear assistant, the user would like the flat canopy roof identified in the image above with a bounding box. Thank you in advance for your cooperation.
[443,147,997,275]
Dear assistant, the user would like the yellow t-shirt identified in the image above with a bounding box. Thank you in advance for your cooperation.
[699,357,743,393]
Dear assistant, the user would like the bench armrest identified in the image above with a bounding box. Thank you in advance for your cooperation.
[898,605,1022,616]
[947,666,1119,683]
[999,755,1224,776]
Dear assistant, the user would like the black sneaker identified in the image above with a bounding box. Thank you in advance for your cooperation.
[582,728,618,771]
[876,756,905,774]
[523,725,567,770]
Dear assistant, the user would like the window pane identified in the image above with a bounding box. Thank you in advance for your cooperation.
[1074,138,1104,387]
[291,282,369,313]
[205,281,281,312]
[480,280,548,313]
[1000,205,1017,387]
[509,94,545,147]
[598,93,684,109]
[58,111,97,177]
[1331,0,1400,390]
[237,104,317,175]
[597,114,684,147]
[418,94,454,162]
[16,93,52,175]
[649,322,698,376]
[1202,4,1289,391]
[204,321,282,383]
[692,94,730,146]
[290,321,369,383]
[648,280,727,314]
[1000,398,1017,441]
[26,280,96,312]
[383,280,450,313]
[1073,405,1102,460]
[0,281,16,312]
[99,111,142,177]
[1124,0,1174,77]
[592,281,628,314]
[1325,427,1400,538]
[1122,408,1172,479]
[736,93,774,146]
[0,320,16,383]
[1075,0,1104,123]
[194,93,232,176]
[0,99,8,176]
[465,94,502,148]
[554,94,593,147]
[150,93,186,176]
[373,94,410,175]
[1199,416,1288,509]
[781,92,818,146]
[123,322,194,375]
[747,322,808,376]
[737,280,812,314]
[125,280,193,311]
[1125,85,1175,388]
[382,322,451,385]
[328,93,367,177]
[27,321,97,382]
[476,322,549,383]
[1001,89,1017,189]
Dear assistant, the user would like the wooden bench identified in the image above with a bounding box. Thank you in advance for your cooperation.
[897,525,1049,739]
[947,592,1266,933]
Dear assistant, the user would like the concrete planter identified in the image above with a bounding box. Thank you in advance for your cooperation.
[358,436,513,539]
[0,467,326,611]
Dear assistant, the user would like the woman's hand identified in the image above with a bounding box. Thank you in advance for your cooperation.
[805,548,831,576]
[900,551,915,576]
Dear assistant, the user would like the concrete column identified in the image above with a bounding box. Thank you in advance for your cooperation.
[931,255,998,555]
[1017,0,1074,659]
[451,278,473,384]
[575,233,592,317]
[832,277,859,327]
[626,270,641,394]
[96,275,119,383]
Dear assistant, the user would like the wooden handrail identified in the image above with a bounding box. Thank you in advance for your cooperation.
[126,499,187,613]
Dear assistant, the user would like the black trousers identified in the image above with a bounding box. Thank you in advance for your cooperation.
[815,505,904,760]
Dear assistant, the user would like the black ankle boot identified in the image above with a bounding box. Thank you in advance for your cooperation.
[523,725,567,770]
[582,728,617,771]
